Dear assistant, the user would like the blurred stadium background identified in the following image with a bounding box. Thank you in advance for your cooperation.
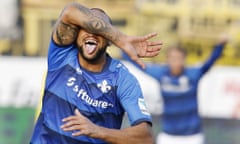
[1,0,240,143]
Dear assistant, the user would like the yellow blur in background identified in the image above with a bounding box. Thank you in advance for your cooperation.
[1,0,240,65]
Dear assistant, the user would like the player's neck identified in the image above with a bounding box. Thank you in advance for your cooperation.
[78,54,106,73]
[170,68,184,76]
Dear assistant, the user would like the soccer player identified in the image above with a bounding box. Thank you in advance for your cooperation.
[123,37,228,144]
[30,2,162,144]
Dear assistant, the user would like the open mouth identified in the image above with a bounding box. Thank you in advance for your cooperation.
[85,40,97,45]
[85,39,97,54]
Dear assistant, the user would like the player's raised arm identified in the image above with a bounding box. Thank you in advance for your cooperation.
[53,2,162,68]
[52,2,115,46]
[200,34,229,74]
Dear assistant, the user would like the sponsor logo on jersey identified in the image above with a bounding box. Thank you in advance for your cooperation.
[66,77,114,109]
[76,68,82,75]
[138,98,150,115]
[161,76,191,92]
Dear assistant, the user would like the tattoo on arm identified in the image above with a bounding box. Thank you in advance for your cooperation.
[85,18,120,42]
[55,21,79,45]
[71,3,121,44]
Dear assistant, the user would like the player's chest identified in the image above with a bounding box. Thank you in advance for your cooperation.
[159,74,196,93]
[47,65,118,109]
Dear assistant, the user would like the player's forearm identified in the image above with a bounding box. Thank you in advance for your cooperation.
[208,44,225,62]
[61,2,126,47]
[93,122,154,144]
[201,43,225,73]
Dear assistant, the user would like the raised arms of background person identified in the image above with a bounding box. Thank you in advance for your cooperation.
[61,109,154,144]
[200,35,229,75]
[52,2,162,68]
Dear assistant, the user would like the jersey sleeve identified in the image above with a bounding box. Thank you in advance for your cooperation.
[117,69,152,126]
[47,38,78,71]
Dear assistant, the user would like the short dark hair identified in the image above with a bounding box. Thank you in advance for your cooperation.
[90,8,112,24]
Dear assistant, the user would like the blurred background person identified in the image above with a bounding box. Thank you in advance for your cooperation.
[122,36,228,144]
[0,0,21,39]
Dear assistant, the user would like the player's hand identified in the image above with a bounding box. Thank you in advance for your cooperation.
[61,109,99,137]
[218,33,230,45]
[120,32,162,69]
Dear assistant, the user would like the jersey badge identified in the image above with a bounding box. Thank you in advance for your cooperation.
[97,80,112,93]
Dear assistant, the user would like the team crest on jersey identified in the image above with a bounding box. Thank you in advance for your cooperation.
[97,80,112,93]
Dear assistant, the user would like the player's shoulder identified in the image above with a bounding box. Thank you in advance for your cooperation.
[109,58,130,73]
[48,37,77,60]
[185,64,202,72]
[184,65,202,77]
[108,58,138,81]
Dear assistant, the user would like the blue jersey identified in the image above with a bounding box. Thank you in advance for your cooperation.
[30,39,152,144]
[122,44,224,135]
